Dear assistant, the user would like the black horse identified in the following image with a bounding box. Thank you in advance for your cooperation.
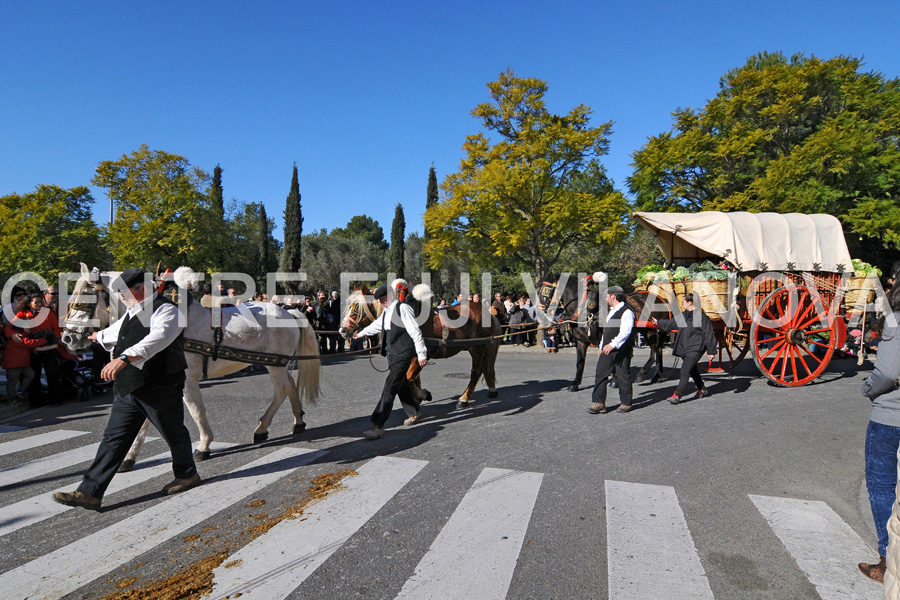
[538,274,672,391]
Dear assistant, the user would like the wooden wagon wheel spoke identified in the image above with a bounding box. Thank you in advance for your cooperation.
[751,285,836,387]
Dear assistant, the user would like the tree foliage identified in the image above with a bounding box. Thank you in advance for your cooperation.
[389,203,406,278]
[92,145,219,270]
[279,164,303,293]
[331,215,389,250]
[0,185,106,282]
[425,69,630,280]
[223,200,281,287]
[211,164,224,220]
[300,229,386,295]
[629,52,900,251]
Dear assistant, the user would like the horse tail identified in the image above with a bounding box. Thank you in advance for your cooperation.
[295,323,320,406]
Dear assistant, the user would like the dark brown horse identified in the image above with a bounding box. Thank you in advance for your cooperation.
[538,274,673,389]
[339,283,501,409]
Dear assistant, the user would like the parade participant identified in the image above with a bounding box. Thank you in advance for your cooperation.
[353,283,428,440]
[52,268,200,510]
[21,293,62,406]
[587,286,635,414]
[859,267,900,583]
[651,292,717,404]
[3,294,48,406]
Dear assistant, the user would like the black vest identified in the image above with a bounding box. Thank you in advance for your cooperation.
[113,296,187,395]
[601,303,636,352]
[380,304,416,359]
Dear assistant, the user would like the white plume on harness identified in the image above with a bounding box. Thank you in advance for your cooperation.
[174,266,202,291]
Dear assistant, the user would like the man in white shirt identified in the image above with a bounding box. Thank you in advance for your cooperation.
[587,286,636,414]
[52,268,199,510]
[354,283,428,439]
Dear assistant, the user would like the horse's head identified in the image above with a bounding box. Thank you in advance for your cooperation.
[339,285,382,340]
[61,263,111,351]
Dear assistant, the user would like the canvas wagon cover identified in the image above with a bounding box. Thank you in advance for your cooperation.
[633,211,853,273]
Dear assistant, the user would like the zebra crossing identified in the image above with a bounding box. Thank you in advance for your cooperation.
[0,427,885,600]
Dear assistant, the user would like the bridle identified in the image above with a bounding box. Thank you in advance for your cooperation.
[62,279,109,337]
[339,292,381,337]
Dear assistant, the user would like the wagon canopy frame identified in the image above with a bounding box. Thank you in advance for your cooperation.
[632,211,853,274]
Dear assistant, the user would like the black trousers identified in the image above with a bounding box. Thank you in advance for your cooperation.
[77,377,197,499]
[676,351,704,397]
[371,354,421,428]
[591,349,633,407]
[28,349,61,405]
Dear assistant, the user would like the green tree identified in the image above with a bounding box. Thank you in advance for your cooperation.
[0,185,107,282]
[629,52,900,253]
[404,232,424,283]
[389,203,406,278]
[223,201,280,287]
[211,164,224,220]
[301,229,387,295]
[257,203,269,285]
[425,69,630,280]
[331,215,389,250]
[92,145,218,270]
[279,164,303,294]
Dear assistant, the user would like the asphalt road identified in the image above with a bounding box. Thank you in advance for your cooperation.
[0,343,884,599]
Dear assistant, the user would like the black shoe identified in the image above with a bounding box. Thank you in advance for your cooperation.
[567,384,580,392]
[608,381,618,389]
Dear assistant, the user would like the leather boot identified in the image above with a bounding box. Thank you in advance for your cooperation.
[858,555,886,583]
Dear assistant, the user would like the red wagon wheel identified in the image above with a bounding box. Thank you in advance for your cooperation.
[750,286,836,387]
[701,327,750,373]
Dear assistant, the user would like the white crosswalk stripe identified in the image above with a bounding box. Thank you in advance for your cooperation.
[606,480,714,600]
[750,495,882,600]
[0,436,159,489]
[0,446,326,600]
[0,428,887,600]
[395,467,544,600]
[207,455,428,600]
[0,442,235,538]
[0,429,88,457]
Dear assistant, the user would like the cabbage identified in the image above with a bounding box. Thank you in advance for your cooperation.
[672,266,691,280]
[653,270,671,282]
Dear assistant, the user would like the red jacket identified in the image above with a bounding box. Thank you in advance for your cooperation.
[3,320,48,369]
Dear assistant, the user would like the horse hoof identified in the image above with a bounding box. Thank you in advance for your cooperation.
[193,449,211,461]
[117,459,135,473]
[253,432,269,444]
[292,423,306,435]
[456,401,469,410]
[487,391,498,398]
[424,390,433,402]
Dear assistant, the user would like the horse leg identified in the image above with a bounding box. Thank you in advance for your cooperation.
[457,349,485,410]
[483,341,500,398]
[183,378,214,461]
[118,419,151,473]
[635,331,656,383]
[253,366,295,443]
[570,339,588,390]
[405,361,431,403]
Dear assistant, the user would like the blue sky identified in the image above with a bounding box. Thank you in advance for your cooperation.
[2,1,898,242]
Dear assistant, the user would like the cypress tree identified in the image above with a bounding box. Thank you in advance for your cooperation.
[426,164,438,214]
[389,203,406,280]
[211,164,224,220]
[257,203,269,288]
[279,164,303,294]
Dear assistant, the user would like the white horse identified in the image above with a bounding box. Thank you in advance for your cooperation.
[61,264,320,470]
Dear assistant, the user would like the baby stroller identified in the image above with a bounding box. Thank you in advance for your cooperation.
[58,353,108,402]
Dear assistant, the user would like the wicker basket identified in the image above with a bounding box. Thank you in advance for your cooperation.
[844,277,877,312]
[689,279,732,320]
[647,281,676,305]
[633,283,647,292]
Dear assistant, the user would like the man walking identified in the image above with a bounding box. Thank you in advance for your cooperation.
[52,268,199,510]
[353,283,428,440]
[587,286,635,414]
[651,292,717,404]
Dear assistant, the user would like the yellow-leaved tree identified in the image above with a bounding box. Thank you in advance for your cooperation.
[425,69,630,281]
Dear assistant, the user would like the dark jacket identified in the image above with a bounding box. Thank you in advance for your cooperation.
[657,309,717,357]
